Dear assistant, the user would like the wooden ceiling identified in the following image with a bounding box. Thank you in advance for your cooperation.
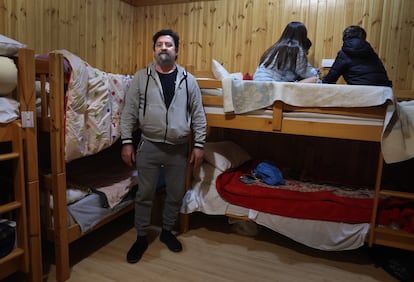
[121,0,206,6]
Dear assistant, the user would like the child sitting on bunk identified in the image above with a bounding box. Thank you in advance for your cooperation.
[322,25,392,87]
[253,21,317,83]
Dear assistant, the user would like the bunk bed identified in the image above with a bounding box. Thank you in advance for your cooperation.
[35,51,136,281]
[0,48,42,281]
[180,66,414,253]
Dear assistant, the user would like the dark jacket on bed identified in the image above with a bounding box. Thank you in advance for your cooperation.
[322,38,392,87]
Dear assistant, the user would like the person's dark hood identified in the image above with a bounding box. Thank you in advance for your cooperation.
[342,38,376,58]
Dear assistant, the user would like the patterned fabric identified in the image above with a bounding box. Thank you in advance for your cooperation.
[55,50,133,162]
[216,161,378,223]
[222,77,394,114]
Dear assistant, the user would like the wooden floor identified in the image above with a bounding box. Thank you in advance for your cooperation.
[33,212,403,282]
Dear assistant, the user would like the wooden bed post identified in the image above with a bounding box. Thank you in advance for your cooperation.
[18,48,43,282]
[180,135,194,233]
[272,101,283,131]
[48,52,70,282]
[368,149,385,246]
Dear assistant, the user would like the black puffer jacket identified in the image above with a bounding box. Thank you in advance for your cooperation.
[323,38,392,87]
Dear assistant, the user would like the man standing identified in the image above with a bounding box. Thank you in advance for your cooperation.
[121,29,207,263]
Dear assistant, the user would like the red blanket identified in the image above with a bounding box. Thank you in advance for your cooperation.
[216,162,375,223]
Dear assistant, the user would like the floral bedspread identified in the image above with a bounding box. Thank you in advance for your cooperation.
[55,50,133,162]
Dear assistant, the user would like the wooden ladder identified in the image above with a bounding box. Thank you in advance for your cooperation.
[0,121,29,279]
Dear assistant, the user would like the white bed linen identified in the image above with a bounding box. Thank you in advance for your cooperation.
[0,97,19,123]
[181,162,369,251]
[204,105,384,126]
[48,143,137,233]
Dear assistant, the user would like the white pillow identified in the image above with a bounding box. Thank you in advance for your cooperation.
[0,34,26,56]
[211,59,243,80]
[0,57,17,95]
[204,141,251,172]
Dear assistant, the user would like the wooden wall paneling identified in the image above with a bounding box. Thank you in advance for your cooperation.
[176,4,192,64]
[20,0,35,50]
[335,0,348,56]
[188,3,203,68]
[405,0,414,91]
[112,0,121,72]
[227,1,238,70]
[314,0,328,66]
[4,1,14,38]
[319,0,335,62]
[367,0,384,52]
[396,0,413,91]
[238,1,254,73]
[115,0,135,73]
[85,0,97,68]
[0,0,4,33]
[66,0,82,60]
[1,0,413,98]
[248,1,268,74]
[34,0,49,54]
[78,0,87,63]
[211,1,229,69]
[95,0,106,70]
[350,0,364,26]
[201,1,216,69]
[305,0,318,66]
[386,1,402,88]
[410,27,414,91]
[51,1,61,55]
[58,0,68,53]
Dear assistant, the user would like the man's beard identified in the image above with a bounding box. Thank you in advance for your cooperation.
[157,52,174,65]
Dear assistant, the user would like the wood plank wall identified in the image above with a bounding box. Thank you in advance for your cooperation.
[0,0,136,74]
[1,0,413,98]
[131,0,414,99]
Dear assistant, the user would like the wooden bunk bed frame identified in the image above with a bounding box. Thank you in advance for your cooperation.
[35,53,135,282]
[181,68,414,253]
[0,48,42,281]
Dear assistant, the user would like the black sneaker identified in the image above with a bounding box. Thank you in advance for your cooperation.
[126,236,148,264]
[160,229,182,252]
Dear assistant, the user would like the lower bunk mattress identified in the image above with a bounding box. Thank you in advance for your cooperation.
[45,143,137,234]
[181,141,414,251]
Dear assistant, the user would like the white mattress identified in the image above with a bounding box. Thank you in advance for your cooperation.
[181,162,369,251]
[204,105,384,126]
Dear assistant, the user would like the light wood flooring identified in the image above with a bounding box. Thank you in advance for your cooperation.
[35,212,405,282]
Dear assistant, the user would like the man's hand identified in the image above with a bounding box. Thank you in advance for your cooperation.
[121,144,135,167]
[189,147,204,169]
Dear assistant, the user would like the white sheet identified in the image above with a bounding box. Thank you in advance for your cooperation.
[222,78,393,114]
[0,97,19,123]
[181,162,369,251]
[207,79,414,164]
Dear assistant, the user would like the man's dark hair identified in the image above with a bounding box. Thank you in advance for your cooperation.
[343,25,367,41]
[153,29,180,51]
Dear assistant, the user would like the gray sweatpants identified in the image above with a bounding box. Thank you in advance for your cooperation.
[134,138,188,236]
